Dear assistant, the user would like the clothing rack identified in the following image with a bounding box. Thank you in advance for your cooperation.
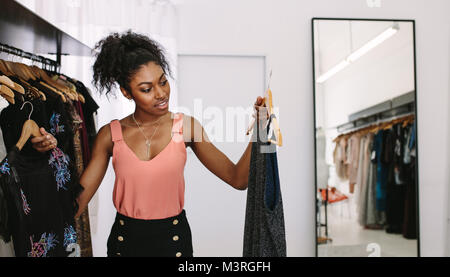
[338,111,415,135]
[336,91,415,133]
[0,43,59,72]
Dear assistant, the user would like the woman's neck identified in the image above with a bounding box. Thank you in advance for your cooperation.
[132,109,169,126]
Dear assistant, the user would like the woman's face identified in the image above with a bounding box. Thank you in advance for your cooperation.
[121,61,170,115]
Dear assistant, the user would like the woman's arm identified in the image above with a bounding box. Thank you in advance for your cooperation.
[188,96,267,191]
[74,124,113,218]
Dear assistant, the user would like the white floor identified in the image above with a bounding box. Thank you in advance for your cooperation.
[317,195,418,257]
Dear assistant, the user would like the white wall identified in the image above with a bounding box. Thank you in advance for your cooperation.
[176,0,450,256]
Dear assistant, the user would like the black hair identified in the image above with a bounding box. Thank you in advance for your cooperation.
[92,30,172,97]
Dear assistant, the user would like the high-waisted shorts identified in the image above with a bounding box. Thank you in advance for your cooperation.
[107,209,193,257]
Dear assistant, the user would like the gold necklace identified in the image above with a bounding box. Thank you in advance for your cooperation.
[132,113,164,160]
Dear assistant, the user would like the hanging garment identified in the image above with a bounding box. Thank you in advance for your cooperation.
[366,133,383,228]
[373,131,388,212]
[334,138,349,180]
[72,80,99,152]
[403,123,417,239]
[243,117,286,257]
[65,99,93,257]
[357,133,369,226]
[0,102,14,257]
[0,147,79,257]
[347,134,361,193]
[0,92,82,257]
[385,124,406,234]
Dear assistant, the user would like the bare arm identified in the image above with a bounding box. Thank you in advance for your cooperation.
[74,124,113,218]
[188,96,267,190]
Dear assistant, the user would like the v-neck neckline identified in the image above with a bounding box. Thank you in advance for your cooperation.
[118,114,175,162]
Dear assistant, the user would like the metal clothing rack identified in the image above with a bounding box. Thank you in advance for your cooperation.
[0,43,59,72]
[336,91,415,134]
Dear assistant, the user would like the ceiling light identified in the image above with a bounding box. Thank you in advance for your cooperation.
[316,23,400,84]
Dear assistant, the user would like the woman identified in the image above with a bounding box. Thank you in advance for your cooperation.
[31,31,268,257]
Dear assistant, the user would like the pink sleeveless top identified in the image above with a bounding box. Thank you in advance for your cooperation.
[109,113,187,220]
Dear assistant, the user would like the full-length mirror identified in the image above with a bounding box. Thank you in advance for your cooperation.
[312,18,419,257]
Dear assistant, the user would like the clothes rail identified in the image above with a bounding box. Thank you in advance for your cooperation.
[338,111,415,135]
[0,43,59,72]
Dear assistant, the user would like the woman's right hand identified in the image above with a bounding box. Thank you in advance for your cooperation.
[31,127,58,152]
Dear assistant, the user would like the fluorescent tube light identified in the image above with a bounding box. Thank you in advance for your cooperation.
[316,60,350,83]
[316,23,399,84]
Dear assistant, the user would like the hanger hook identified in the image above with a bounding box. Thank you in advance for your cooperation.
[20,101,34,120]
[268,69,272,89]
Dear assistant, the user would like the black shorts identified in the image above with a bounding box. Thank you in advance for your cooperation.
[107,209,193,257]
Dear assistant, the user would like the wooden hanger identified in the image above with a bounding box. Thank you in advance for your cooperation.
[15,101,42,151]
[39,81,66,102]
[246,70,282,146]
[18,63,37,81]
[0,61,8,75]
[29,66,41,78]
[5,61,28,80]
[266,87,282,146]
[0,84,15,98]
[77,92,85,103]
[0,75,14,87]
[50,72,77,100]
[0,84,15,104]
[0,73,25,94]
[0,60,13,76]
[55,75,78,101]
[33,66,71,98]
[20,79,45,100]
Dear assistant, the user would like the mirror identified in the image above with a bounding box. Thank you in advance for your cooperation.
[312,18,419,257]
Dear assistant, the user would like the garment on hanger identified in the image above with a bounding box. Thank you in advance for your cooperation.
[374,130,387,213]
[243,117,286,257]
[402,123,417,239]
[333,138,349,180]
[347,133,360,193]
[0,63,96,256]
[385,124,406,234]
[0,146,78,257]
[0,100,15,257]
[64,98,93,257]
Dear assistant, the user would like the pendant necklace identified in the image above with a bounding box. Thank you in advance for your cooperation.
[132,113,164,160]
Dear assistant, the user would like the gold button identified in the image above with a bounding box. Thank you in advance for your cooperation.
[118,236,124,241]
[173,235,179,241]
[119,220,125,226]
[176,252,182,257]
[173,219,179,225]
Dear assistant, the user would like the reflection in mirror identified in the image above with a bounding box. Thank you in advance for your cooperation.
[312,19,419,257]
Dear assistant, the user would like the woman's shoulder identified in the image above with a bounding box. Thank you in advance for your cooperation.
[179,113,208,144]
[97,122,113,140]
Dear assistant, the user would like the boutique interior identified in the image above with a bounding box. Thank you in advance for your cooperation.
[1,0,450,257]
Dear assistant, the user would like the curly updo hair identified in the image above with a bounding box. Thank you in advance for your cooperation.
[92,30,172,97]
